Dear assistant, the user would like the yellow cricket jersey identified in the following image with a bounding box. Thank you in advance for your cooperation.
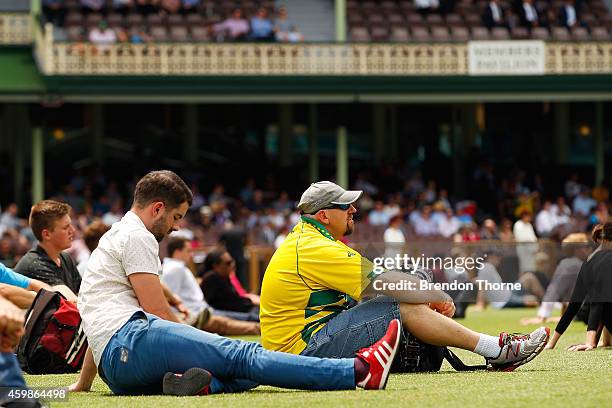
[260,216,375,354]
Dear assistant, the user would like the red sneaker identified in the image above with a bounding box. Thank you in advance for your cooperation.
[355,319,401,390]
[163,367,212,396]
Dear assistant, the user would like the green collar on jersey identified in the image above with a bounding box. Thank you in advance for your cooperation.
[300,216,335,241]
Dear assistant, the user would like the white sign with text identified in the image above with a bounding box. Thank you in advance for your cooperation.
[468,40,546,75]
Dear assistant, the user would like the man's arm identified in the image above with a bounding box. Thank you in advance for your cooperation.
[129,273,181,323]
[69,347,97,392]
[27,278,52,293]
[0,283,35,309]
[0,295,25,352]
[160,281,189,320]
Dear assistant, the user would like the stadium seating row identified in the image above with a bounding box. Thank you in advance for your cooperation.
[350,25,611,41]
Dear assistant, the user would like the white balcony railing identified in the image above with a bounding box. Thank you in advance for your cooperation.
[33,23,612,76]
[0,12,31,45]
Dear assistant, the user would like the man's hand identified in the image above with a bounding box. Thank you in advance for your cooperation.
[429,300,455,318]
[171,295,190,321]
[567,343,595,352]
[0,296,25,352]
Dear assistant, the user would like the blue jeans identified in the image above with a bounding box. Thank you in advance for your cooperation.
[0,352,27,403]
[301,296,404,359]
[0,352,26,387]
[99,312,354,395]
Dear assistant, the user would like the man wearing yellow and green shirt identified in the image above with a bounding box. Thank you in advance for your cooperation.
[260,181,550,371]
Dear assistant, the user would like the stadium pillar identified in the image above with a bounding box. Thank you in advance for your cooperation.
[335,0,346,42]
[91,104,104,164]
[389,105,398,161]
[184,104,198,165]
[554,102,569,165]
[595,102,604,185]
[451,105,465,197]
[372,104,386,162]
[32,127,44,203]
[278,104,293,167]
[308,104,319,182]
[337,126,348,188]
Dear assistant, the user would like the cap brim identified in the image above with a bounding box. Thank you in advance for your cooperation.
[331,190,363,205]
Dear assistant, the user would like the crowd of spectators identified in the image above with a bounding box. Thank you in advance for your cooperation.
[1,161,608,275]
[43,0,304,43]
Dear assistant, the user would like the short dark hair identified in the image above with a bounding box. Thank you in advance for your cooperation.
[83,220,110,252]
[29,200,72,241]
[167,236,189,257]
[203,248,227,271]
[133,170,193,209]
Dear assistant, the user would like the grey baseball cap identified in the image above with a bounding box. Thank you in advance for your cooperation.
[297,181,363,214]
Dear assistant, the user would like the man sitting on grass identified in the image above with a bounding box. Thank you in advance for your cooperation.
[260,181,550,371]
[71,170,403,396]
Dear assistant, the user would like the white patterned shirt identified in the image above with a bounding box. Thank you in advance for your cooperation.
[78,211,161,366]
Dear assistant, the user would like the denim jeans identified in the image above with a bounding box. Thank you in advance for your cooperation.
[0,352,26,387]
[99,312,354,395]
[301,296,404,359]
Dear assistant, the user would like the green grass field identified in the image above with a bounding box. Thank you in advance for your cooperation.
[25,308,611,407]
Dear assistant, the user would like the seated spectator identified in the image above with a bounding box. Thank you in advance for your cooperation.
[200,249,259,319]
[480,219,500,240]
[482,0,505,29]
[592,184,609,203]
[88,21,118,49]
[499,218,515,242]
[43,0,67,26]
[522,233,592,325]
[77,220,110,277]
[250,7,275,41]
[274,6,293,41]
[552,196,572,225]
[414,0,439,16]
[368,201,390,226]
[130,26,152,43]
[14,201,80,301]
[535,201,556,237]
[212,8,250,42]
[161,237,259,334]
[559,0,579,28]
[573,189,596,217]
[412,205,439,236]
[161,0,181,14]
[181,0,200,14]
[112,0,133,14]
[136,0,159,14]
[436,208,460,239]
[80,0,105,13]
[383,215,405,257]
[475,252,539,309]
[519,0,539,29]
[0,204,23,235]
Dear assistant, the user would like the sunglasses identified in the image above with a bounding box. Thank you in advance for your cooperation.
[305,203,351,214]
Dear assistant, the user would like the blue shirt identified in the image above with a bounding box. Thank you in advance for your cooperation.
[0,263,30,289]
[250,17,273,38]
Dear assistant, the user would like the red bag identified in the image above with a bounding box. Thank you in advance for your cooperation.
[17,289,88,374]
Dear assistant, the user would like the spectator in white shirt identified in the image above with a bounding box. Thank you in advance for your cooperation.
[551,196,572,225]
[559,0,578,28]
[414,0,439,15]
[383,215,406,257]
[89,21,117,51]
[535,201,557,237]
[520,0,539,28]
[514,211,538,273]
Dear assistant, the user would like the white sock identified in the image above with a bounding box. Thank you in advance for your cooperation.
[473,334,501,358]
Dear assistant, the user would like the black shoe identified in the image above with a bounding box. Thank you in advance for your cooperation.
[162,367,212,396]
